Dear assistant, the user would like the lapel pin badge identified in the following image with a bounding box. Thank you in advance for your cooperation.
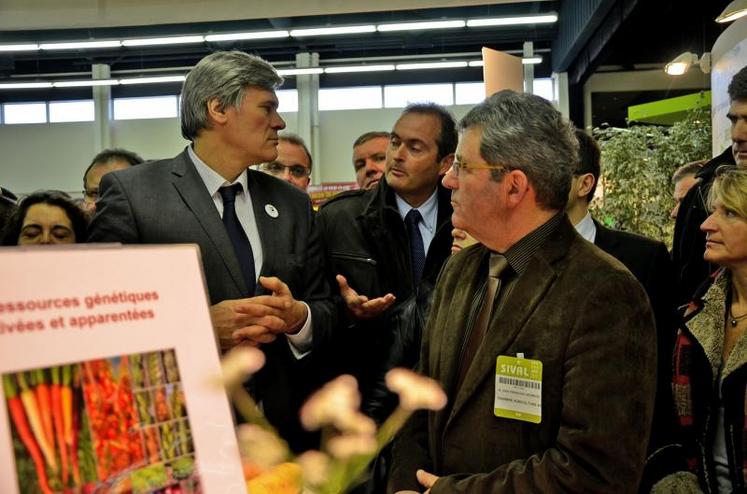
[265,204,279,218]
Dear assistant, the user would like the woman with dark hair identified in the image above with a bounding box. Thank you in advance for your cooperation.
[644,166,747,493]
[2,190,88,245]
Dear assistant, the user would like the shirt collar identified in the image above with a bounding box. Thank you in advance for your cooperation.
[394,187,439,233]
[573,211,597,242]
[502,212,564,276]
[188,145,248,196]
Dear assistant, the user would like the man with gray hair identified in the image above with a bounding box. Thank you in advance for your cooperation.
[88,50,335,451]
[389,91,656,493]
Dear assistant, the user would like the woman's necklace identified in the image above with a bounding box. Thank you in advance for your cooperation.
[729,304,747,327]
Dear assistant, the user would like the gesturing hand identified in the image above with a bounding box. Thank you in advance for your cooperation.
[336,274,395,320]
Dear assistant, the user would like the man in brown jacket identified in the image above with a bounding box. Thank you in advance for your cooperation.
[388,90,657,493]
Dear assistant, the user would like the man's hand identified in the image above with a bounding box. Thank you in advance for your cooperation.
[393,470,439,494]
[336,274,395,320]
[210,276,308,350]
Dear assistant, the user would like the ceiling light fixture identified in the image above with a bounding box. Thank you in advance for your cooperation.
[205,31,290,42]
[53,79,119,88]
[396,61,469,70]
[522,57,543,64]
[467,14,558,27]
[376,20,466,32]
[40,40,121,50]
[290,25,376,37]
[716,0,747,23]
[122,35,205,47]
[277,68,325,76]
[665,52,711,75]
[0,82,54,89]
[0,44,40,52]
[324,64,396,74]
[119,75,187,85]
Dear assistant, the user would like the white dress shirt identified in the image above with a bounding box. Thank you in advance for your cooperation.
[187,146,311,356]
[574,211,597,243]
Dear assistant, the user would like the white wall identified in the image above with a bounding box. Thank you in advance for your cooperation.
[1,106,472,195]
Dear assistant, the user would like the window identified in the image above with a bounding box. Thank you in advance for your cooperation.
[384,84,454,108]
[3,102,47,124]
[113,95,178,120]
[277,89,298,113]
[455,82,485,105]
[533,78,554,102]
[319,86,382,111]
[49,100,95,123]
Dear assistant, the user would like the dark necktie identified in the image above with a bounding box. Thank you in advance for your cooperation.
[405,209,426,285]
[219,184,256,295]
[456,254,509,389]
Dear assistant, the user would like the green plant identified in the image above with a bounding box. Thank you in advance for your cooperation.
[592,106,712,247]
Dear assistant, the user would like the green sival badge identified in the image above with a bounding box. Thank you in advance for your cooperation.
[494,355,543,423]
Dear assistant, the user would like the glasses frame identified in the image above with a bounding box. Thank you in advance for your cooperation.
[450,159,508,177]
[260,161,312,179]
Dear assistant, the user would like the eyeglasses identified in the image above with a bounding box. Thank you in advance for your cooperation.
[260,162,311,178]
[450,160,507,177]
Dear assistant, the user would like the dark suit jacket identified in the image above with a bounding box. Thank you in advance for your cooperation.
[87,148,335,451]
[593,220,678,454]
[389,217,656,493]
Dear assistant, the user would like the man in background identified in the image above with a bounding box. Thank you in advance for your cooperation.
[259,133,313,191]
[82,148,144,214]
[353,131,389,190]
[670,160,704,220]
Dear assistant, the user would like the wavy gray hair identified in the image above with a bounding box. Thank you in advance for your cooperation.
[180,51,283,141]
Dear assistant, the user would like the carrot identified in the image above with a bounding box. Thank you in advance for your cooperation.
[4,374,53,494]
[51,366,69,486]
[33,370,55,460]
[18,372,58,473]
[61,365,73,447]
[70,365,81,486]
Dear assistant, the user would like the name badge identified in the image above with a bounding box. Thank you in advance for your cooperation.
[494,355,542,423]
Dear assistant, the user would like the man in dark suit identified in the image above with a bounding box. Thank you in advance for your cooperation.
[87,51,334,452]
[389,91,656,493]
[567,129,677,454]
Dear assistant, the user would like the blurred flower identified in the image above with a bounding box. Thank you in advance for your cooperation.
[218,346,265,390]
[246,462,303,494]
[327,432,377,460]
[386,368,447,411]
[296,450,331,487]
[237,423,289,471]
[300,374,363,432]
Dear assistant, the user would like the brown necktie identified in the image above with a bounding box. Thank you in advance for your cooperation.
[456,254,509,389]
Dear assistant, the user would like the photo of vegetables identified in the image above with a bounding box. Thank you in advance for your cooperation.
[4,349,200,494]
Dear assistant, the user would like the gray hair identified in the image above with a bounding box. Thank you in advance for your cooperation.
[279,132,313,170]
[458,90,578,211]
[180,51,283,141]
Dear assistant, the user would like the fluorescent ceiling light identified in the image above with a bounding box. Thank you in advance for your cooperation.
[522,57,543,65]
[205,31,289,42]
[40,40,122,50]
[122,35,204,47]
[716,0,747,23]
[468,61,484,67]
[325,64,396,73]
[120,75,186,85]
[0,44,39,52]
[53,79,119,87]
[277,68,324,76]
[467,14,558,27]
[396,61,469,70]
[377,20,466,32]
[290,25,376,37]
[0,82,53,89]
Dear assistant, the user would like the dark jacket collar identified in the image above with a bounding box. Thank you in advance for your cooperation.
[360,177,452,230]
[695,146,736,182]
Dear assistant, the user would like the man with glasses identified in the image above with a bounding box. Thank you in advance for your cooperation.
[316,103,456,423]
[259,133,313,191]
[82,148,144,214]
[389,91,656,493]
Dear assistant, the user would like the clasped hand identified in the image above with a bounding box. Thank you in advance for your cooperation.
[210,276,308,350]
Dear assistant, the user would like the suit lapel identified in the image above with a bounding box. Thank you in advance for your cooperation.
[592,219,619,252]
[443,219,576,433]
[246,170,277,284]
[170,150,247,294]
